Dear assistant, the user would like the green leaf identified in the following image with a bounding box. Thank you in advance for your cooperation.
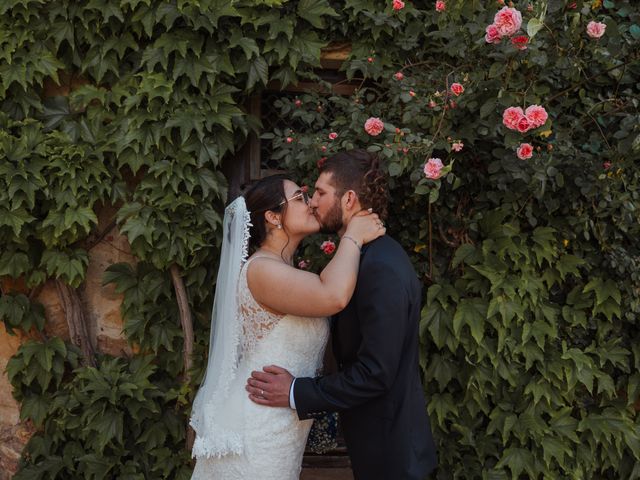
[423,304,452,350]
[229,32,260,60]
[549,408,580,443]
[120,215,153,246]
[453,298,486,343]
[247,56,268,89]
[428,392,458,426]
[202,0,241,27]
[166,110,205,141]
[297,0,339,28]
[64,207,99,234]
[583,277,621,306]
[0,251,30,277]
[452,243,475,268]
[21,394,50,426]
[78,453,115,480]
[541,436,573,467]
[556,254,585,280]
[40,96,71,130]
[527,18,544,39]
[495,447,535,479]
[102,263,137,290]
[0,207,35,236]
[480,97,497,119]
[388,162,402,176]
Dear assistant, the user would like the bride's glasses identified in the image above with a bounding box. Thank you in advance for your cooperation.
[278,190,310,206]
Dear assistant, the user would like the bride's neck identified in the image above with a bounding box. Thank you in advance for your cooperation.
[258,235,300,265]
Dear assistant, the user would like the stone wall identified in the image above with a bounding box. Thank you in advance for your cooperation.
[0,219,135,478]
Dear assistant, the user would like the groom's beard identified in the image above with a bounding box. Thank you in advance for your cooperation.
[317,200,343,234]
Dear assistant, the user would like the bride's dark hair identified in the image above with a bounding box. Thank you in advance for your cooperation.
[243,174,292,253]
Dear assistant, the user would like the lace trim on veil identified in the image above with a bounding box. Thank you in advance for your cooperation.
[239,206,251,266]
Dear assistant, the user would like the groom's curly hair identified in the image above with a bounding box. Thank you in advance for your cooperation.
[319,149,389,220]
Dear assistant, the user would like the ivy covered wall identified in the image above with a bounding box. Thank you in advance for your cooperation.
[0,0,639,478]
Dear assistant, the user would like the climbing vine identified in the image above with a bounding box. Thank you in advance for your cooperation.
[1,0,639,478]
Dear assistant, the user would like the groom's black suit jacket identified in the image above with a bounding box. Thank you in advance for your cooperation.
[294,235,437,480]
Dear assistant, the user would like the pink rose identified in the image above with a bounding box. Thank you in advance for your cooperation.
[587,21,606,39]
[394,71,404,81]
[493,6,522,37]
[298,259,310,270]
[364,117,384,136]
[452,142,464,152]
[392,0,405,11]
[450,83,464,96]
[502,106,526,131]
[516,116,531,133]
[328,132,338,140]
[435,1,446,12]
[424,158,444,179]
[485,24,502,44]
[286,137,294,143]
[511,35,529,50]
[409,90,416,97]
[321,240,336,255]
[525,105,548,128]
[517,143,534,160]
[428,100,437,108]
[603,161,612,170]
[294,99,302,107]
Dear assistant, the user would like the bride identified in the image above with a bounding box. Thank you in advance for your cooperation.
[189,174,385,479]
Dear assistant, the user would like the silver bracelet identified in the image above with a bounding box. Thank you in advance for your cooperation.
[342,235,362,251]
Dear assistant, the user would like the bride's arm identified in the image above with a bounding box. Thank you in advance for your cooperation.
[248,214,385,317]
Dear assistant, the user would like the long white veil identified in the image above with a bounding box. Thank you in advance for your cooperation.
[190,196,251,458]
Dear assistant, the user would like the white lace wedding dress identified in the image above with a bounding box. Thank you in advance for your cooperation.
[191,256,329,480]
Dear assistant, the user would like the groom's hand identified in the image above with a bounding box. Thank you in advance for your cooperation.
[246,365,293,408]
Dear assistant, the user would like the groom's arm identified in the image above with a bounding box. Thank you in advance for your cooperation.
[293,261,410,420]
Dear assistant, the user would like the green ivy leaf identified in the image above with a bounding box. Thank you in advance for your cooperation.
[453,298,487,343]
[0,206,36,236]
[20,394,50,426]
[495,447,536,479]
[246,56,268,89]
[297,0,339,28]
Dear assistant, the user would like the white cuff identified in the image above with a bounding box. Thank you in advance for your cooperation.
[289,378,297,410]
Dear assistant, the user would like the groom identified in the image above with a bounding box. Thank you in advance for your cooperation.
[247,149,437,479]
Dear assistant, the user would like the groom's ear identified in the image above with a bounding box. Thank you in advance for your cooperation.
[342,190,360,212]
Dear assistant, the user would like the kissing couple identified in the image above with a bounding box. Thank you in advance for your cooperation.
[189,149,437,479]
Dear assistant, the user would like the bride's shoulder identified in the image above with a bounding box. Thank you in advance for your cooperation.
[245,255,295,286]
[245,254,289,273]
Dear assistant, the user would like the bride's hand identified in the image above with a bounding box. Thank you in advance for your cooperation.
[345,210,386,246]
